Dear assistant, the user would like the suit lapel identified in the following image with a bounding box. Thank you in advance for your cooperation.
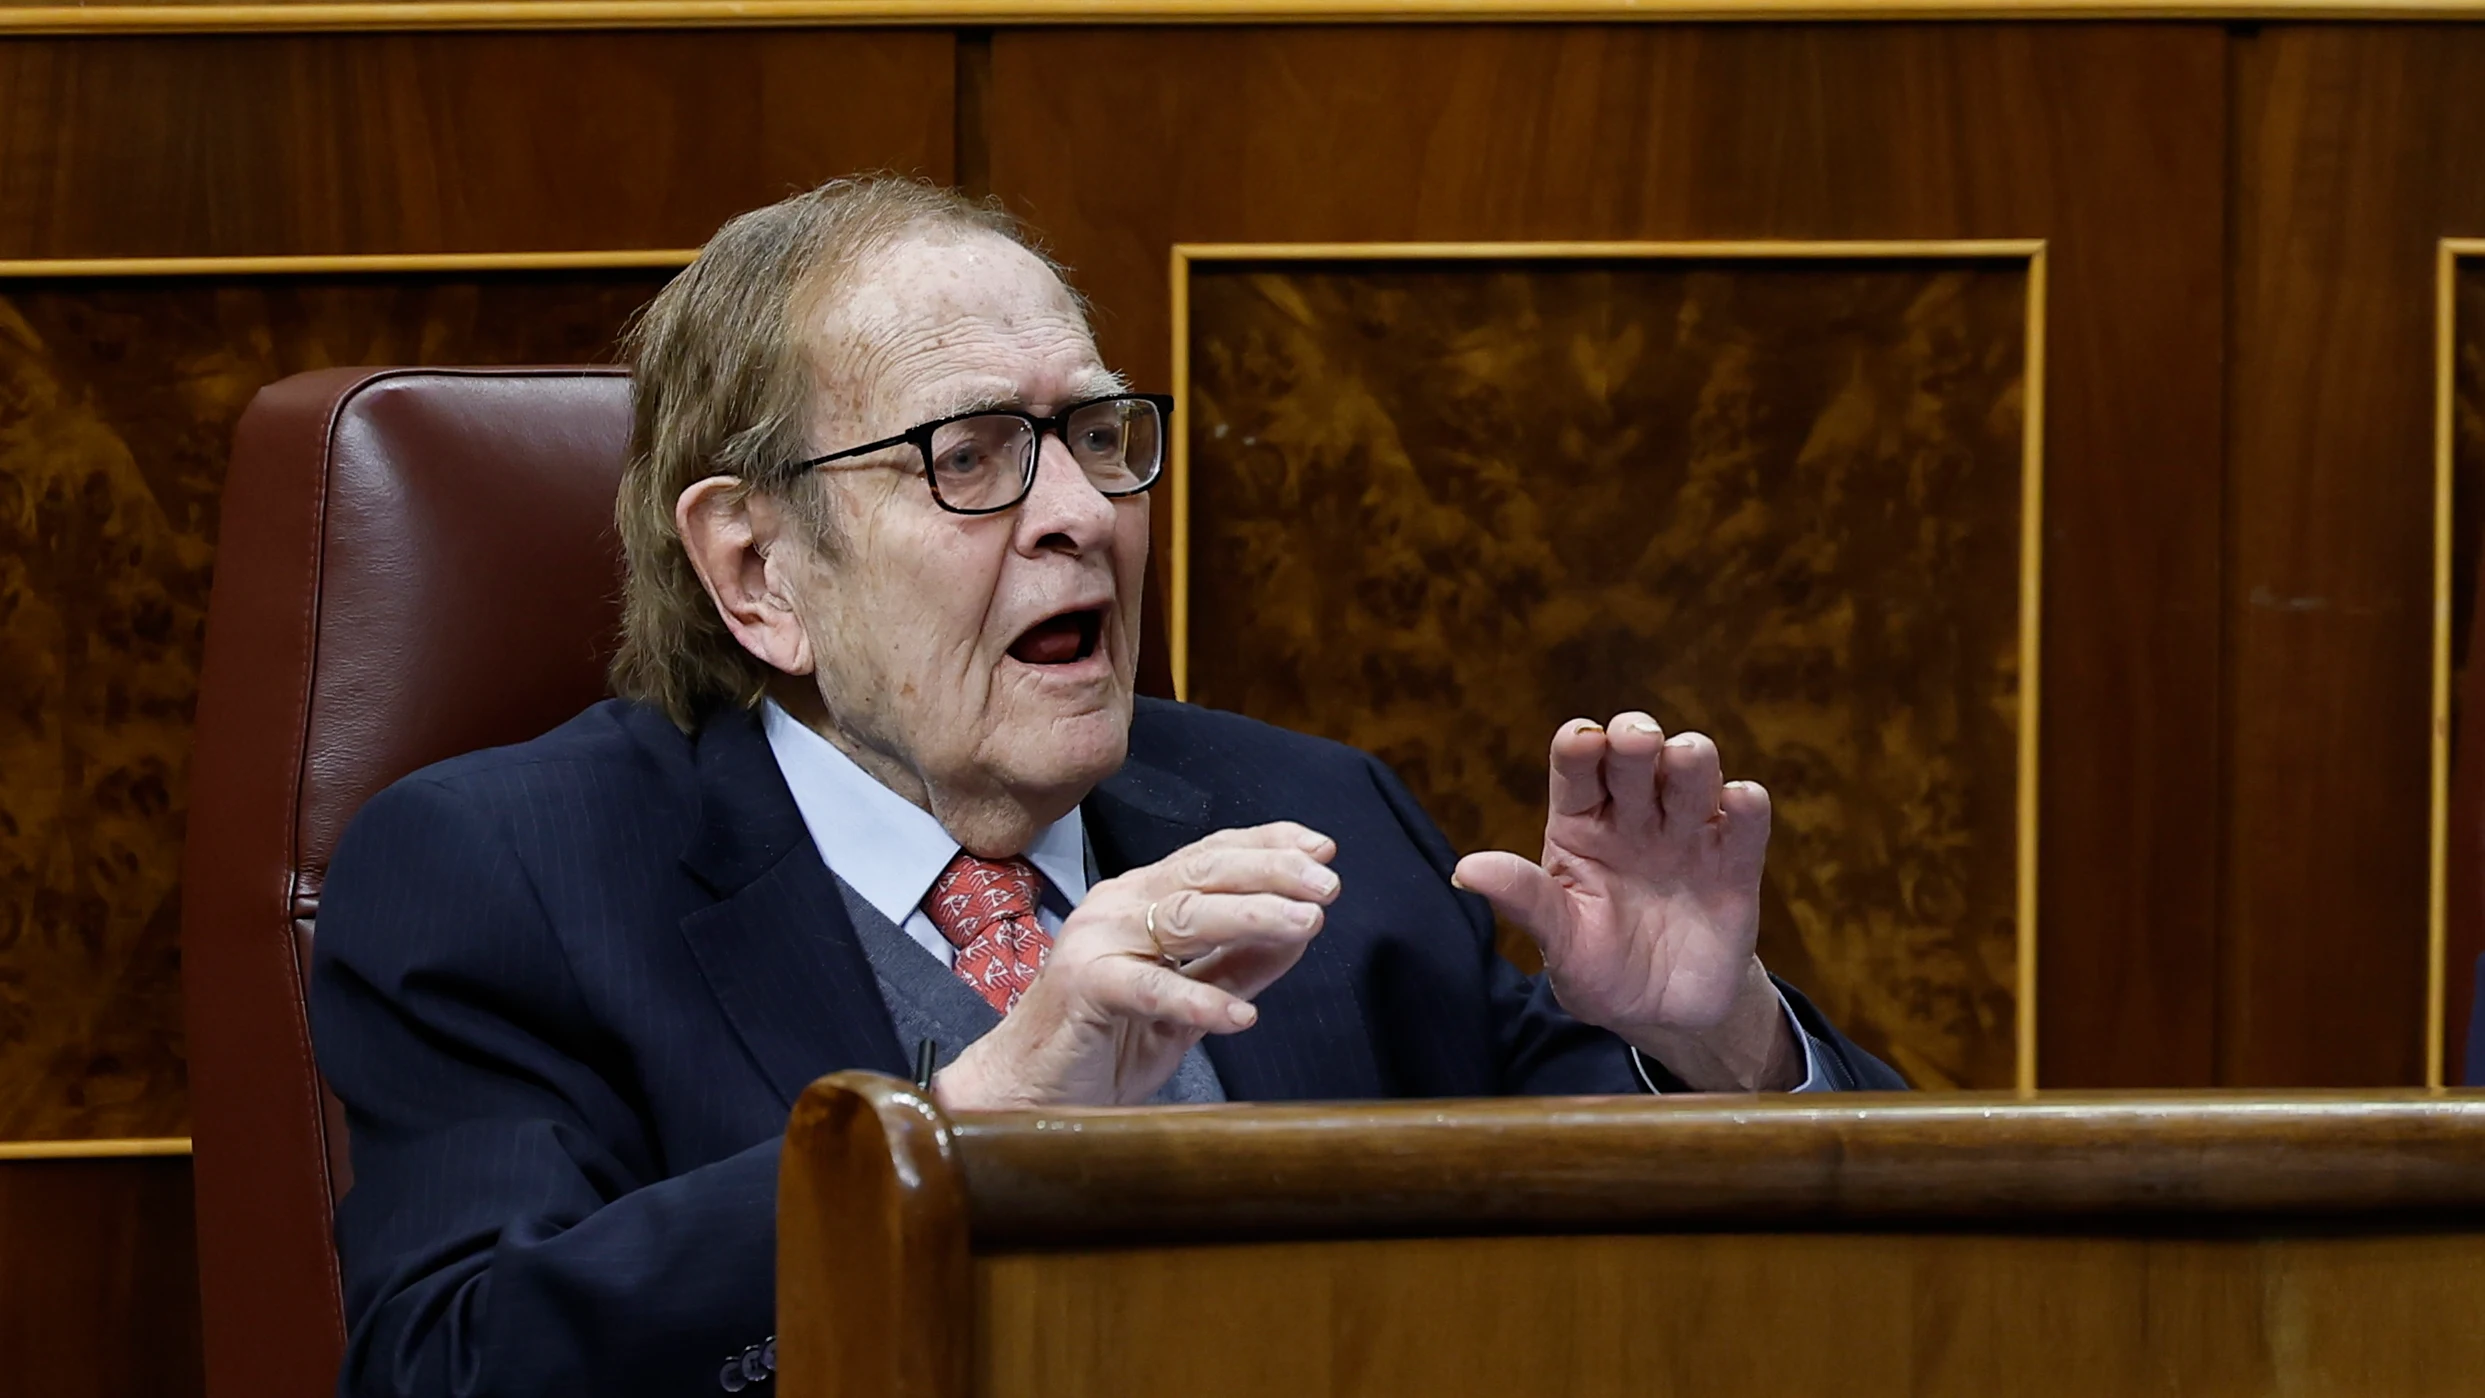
[677,707,909,1106]
[1086,746,1379,1101]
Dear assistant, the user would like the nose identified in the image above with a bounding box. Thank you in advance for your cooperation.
[1011,430,1118,555]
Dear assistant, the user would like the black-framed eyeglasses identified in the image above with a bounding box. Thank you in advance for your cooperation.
[785,393,1175,516]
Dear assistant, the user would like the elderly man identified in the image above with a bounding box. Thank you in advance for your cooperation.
[309,177,1903,1398]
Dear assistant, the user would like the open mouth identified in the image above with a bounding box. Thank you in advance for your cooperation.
[1007,607,1106,667]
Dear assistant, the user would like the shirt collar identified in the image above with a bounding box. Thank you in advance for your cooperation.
[760,699,1089,926]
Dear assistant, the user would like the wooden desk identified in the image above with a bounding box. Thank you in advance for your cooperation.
[779,1074,2485,1397]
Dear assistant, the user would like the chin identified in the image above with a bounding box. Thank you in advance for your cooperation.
[993,699,1133,803]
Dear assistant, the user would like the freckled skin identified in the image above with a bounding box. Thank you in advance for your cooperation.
[772,230,1149,856]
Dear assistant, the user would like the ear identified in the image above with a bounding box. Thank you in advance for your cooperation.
[674,476,817,678]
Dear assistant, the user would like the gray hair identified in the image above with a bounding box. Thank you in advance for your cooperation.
[610,175,1066,729]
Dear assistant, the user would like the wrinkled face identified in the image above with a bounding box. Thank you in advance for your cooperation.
[783,230,1150,840]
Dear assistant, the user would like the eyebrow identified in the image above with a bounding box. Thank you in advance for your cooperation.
[924,368,1131,421]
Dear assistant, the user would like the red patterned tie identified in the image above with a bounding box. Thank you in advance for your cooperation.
[923,852,1053,1015]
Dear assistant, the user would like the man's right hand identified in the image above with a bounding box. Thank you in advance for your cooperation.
[931,821,1340,1109]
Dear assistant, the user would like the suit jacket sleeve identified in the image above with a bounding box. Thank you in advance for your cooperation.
[310,776,777,1398]
[1354,752,1908,1094]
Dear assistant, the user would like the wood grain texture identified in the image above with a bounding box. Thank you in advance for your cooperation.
[16,0,2485,35]
[1184,257,2028,1089]
[778,1072,968,1398]
[0,1156,201,1397]
[0,30,954,258]
[943,1087,2485,1242]
[992,24,2227,1086]
[975,1230,2485,1398]
[772,1078,2485,1395]
[2228,27,2485,1086]
[0,269,673,1140]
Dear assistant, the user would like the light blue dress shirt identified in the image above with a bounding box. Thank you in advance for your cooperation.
[762,699,1086,964]
[760,698,1825,1093]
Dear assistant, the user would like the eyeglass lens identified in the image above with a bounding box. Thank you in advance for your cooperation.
[924,398,1163,511]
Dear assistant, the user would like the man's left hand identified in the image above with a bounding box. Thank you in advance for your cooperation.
[1453,712,1800,1092]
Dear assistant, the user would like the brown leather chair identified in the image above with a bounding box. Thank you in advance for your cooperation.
[181,367,636,1398]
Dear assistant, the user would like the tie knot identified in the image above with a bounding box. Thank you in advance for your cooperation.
[925,852,1043,951]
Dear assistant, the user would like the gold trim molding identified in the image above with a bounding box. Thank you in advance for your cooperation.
[1169,237,2047,1093]
[0,250,699,278]
[0,1137,193,1161]
[13,0,2485,36]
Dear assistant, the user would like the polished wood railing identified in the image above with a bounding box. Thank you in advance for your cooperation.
[779,1072,2485,1398]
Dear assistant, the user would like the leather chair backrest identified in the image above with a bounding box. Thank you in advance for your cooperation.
[181,367,634,1398]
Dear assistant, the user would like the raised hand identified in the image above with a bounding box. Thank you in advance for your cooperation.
[1452,713,1798,1091]
[933,822,1339,1109]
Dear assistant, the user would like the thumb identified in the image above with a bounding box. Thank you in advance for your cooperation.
[1452,852,1572,959]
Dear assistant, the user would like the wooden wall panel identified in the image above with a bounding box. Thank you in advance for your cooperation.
[0,1156,200,1398]
[2228,28,2485,1086]
[2,13,2483,1398]
[0,29,954,1141]
[978,1231,2485,1398]
[0,31,955,258]
[991,24,2229,1087]
[1183,256,2030,1089]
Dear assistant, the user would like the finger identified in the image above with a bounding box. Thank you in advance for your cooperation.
[1720,780,1772,885]
[1659,731,1726,830]
[1548,719,1609,818]
[1192,821,1337,858]
[1146,889,1325,962]
[1452,851,1574,963]
[1155,845,1342,901]
[1603,712,1665,826]
[1178,934,1320,1003]
[1094,955,1262,1032]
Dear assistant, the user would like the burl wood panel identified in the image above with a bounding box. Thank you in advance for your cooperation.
[2228,27,2485,1087]
[1183,260,2026,1089]
[0,269,673,1140]
[0,1156,201,1397]
[975,1231,2485,1398]
[992,24,2227,1087]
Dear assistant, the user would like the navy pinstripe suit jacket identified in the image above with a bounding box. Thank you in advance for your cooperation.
[309,696,1902,1398]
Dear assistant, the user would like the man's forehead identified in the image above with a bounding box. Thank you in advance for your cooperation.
[833,231,1080,337]
[818,230,1110,417]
